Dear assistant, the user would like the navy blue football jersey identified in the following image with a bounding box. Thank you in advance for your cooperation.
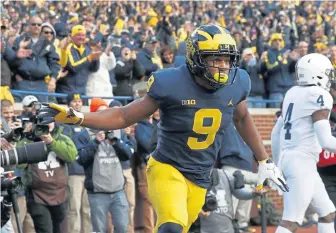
[147,64,250,188]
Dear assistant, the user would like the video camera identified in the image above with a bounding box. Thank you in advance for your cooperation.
[21,102,49,139]
[105,130,117,142]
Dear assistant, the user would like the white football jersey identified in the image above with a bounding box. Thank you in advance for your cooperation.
[280,86,333,160]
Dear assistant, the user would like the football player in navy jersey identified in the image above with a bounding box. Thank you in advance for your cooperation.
[38,24,288,233]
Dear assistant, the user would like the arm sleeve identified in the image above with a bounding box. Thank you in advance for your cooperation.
[113,138,133,161]
[47,45,61,78]
[105,52,116,71]
[146,74,166,106]
[50,134,77,163]
[226,171,255,200]
[271,116,284,165]
[314,119,336,153]
[4,41,17,61]
[76,141,98,167]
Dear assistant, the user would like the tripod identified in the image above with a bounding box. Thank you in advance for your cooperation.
[3,189,23,233]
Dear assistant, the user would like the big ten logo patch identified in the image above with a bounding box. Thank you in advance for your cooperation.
[182,99,196,106]
[38,151,60,177]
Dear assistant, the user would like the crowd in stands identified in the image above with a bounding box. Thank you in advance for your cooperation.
[1,1,336,233]
[1,0,336,108]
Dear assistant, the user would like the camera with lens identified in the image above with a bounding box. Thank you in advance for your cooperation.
[1,169,22,228]
[203,190,218,212]
[22,102,49,140]
[105,130,117,143]
[0,139,48,229]
[1,127,24,143]
[202,170,247,212]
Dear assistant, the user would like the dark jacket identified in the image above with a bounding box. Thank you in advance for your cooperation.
[240,60,265,96]
[113,58,145,96]
[260,48,296,94]
[135,119,154,165]
[56,43,100,95]
[60,124,97,175]
[1,39,17,86]
[118,129,137,170]
[136,48,159,77]
[77,137,133,193]
[12,36,60,81]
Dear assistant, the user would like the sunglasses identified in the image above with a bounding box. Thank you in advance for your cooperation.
[31,23,41,27]
[43,31,54,35]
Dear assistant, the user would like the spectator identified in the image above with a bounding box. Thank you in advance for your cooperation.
[56,25,102,103]
[0,99,21,129]
[86,40,116,100]
[60,93,93,233]
[77,98,130,233]
[11,16,60,103]
[160,46,176,68]
[113,46,145,97]
[297,41,309,58]
[17,122,77,233]
[260,33,296,108]
[1,37,32,104]
[40,23,58,94]
[136,36,162,79]
[240,48,265,108]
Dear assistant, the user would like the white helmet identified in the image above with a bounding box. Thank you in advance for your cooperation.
[296,53,336,91]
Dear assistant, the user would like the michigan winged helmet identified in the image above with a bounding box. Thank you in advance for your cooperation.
[186,24,240,90]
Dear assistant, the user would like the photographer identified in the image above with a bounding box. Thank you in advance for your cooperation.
[77,99,130,233]
[16,122,77,233]
[198,169,266,233]
[1,100,21,130]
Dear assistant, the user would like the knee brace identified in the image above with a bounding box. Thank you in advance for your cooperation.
[158,222,183,233]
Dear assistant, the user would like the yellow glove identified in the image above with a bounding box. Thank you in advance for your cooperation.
[37,103,84,125]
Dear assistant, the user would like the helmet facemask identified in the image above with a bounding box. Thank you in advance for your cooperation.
[198,51,240,90]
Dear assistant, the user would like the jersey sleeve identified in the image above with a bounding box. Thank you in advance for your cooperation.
[305,88,333,116]
[146,73,166,106]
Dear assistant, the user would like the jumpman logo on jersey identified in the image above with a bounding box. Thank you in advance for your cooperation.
[228,98,233,106]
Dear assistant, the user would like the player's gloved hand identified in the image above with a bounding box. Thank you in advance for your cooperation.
[256,158,289,193]
[37,103,84,125]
